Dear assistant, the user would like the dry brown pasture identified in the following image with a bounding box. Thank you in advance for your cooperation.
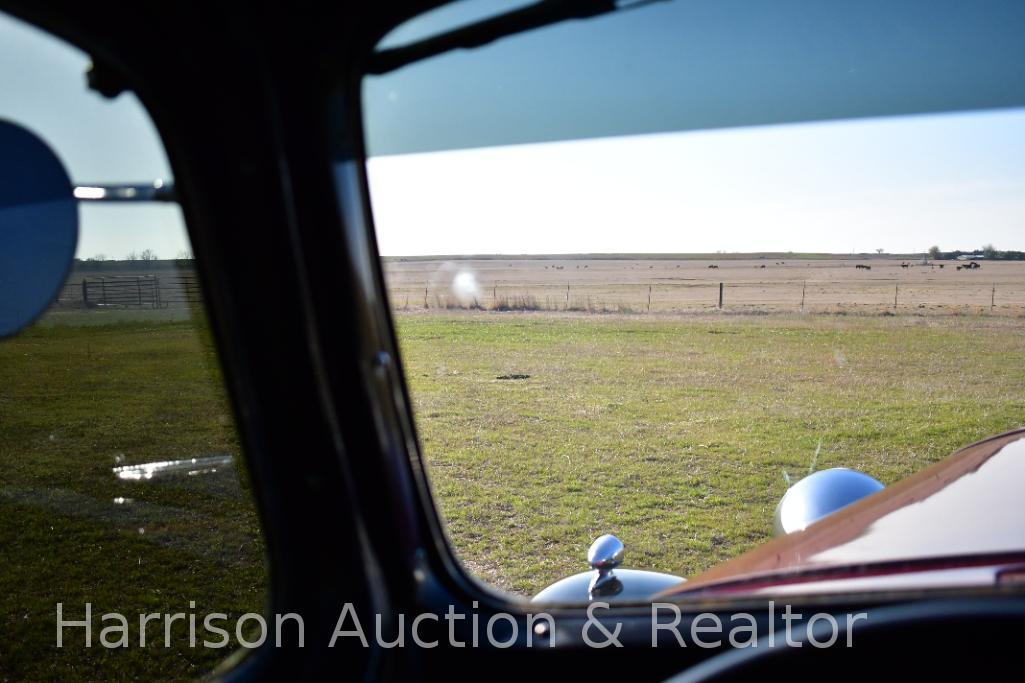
[383,257,1025,316]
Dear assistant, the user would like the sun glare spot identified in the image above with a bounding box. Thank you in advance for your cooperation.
[452,270,481,306]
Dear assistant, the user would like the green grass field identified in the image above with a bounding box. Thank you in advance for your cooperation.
[1,310,1023,678]
[0,317,265,681]
[393,311,1025,594]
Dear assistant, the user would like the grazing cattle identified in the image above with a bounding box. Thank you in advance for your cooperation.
[855,264,871,270]
[939,264,945,269]
[901,262,910,269]
[708,264,719,269]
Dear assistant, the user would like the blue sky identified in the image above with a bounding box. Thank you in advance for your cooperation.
[0,13,186,261]
[367,110,1025,255]
[3,3,1024,258]
[364,0,1025,156]
[363,0,1025,255]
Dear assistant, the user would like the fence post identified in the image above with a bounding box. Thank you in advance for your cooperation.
[718,282,723,309]
[801,282,806,312]
[647,285,652,312]
[137,276,143,307]
[894,283,898,311]
[424,286,429,310]
[991,283,996,312]
[101,278,107,306]
[566,285,570,309]
[81,278,90,308]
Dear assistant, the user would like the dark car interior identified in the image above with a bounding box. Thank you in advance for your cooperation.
[2,1,1024,680]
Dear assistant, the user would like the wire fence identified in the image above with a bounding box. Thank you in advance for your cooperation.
[386,280,1025,315]
[48,271,1025,316]
[55,273,203,309]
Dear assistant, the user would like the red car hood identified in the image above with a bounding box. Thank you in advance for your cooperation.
[662,428,1025,597]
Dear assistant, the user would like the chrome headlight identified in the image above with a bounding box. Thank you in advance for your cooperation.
[774,467,884,535]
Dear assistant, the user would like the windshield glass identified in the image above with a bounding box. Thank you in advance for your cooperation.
[362,0,1025,599]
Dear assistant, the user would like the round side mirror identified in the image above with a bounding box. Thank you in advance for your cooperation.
[0,120,78,337]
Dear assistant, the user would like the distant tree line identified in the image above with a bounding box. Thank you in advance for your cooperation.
[929,244,1025,260]
[71,249,196,272]
[72,252,196,273]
